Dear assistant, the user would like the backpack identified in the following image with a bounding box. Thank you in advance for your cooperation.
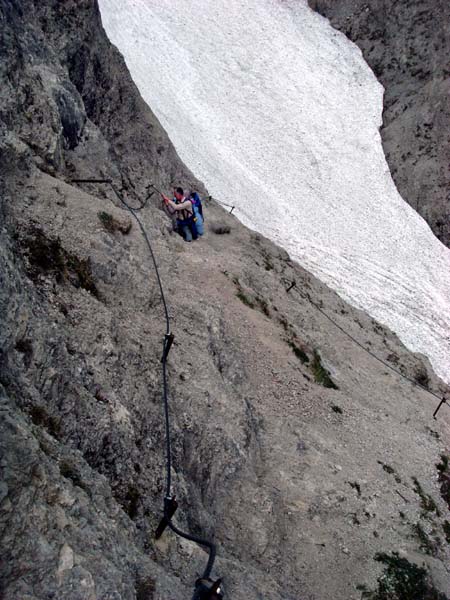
[190,192,204,220]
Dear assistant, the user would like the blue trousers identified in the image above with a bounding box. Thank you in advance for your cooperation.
[178,217,198,241]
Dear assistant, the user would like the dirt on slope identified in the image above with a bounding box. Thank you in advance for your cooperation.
[1,1,450,599]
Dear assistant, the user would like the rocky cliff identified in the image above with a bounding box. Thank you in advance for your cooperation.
[1,1,450,599]
[308,0,450,247]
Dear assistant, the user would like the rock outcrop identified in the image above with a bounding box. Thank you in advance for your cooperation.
[309,0,450,247]
[1,1,450,599]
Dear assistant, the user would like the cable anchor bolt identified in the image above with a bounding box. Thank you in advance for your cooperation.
[286,280,296,293]
[161,333,175,362]
[192,578,224,600]
[154,495,178,539]
[433,396,447,419]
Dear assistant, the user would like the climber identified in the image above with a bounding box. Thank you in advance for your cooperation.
[189,191,204,236]
[162,187,198,242]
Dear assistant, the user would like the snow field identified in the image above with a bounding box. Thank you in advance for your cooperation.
[99,0,450,384]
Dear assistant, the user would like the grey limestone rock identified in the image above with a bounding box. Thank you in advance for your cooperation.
[1,1,450,599]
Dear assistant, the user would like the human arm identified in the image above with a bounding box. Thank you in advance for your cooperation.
[161,194,176,215]
[166,199,193,213]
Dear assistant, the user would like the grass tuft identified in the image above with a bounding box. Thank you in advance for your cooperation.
[443,521,450,544]
[23,229,100,298]
[412,523,439,556]
[412,477,440,516]
[311,351,338,389]
[360,552,449,599]
[437,455,449,473]
[98,211,131,234]
[287,340,309,363]
[236,290,254,308]
[436,455,450,509]
[255,296,270,316]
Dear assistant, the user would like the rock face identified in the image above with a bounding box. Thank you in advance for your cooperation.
[308,0,450,247]
[1,1,450,599]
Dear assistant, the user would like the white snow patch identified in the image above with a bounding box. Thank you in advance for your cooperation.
[99,0,450,384]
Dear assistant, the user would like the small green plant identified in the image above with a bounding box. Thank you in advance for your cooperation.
[23,229,99,298]
[236,290,254,308]
[437,455,448,473]
[98,211,131,234]
[255,296,270,316]
[311,351,338,389]
[287,339,309,363]
[98,211,115,232]
[361,552,449,600]
[412,523,439,556]
[233,277,269,315]
[412,477,440,516]
[436,455,450,509]
[442,521,450,544]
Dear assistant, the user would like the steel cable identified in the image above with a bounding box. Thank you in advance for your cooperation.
[206,195,235,213]
[72,177,218,581]
[292,286,446,405]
